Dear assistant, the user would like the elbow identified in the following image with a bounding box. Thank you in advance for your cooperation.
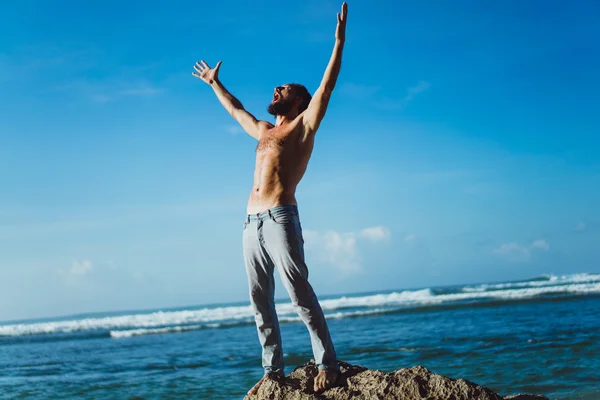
[230,106,243,118]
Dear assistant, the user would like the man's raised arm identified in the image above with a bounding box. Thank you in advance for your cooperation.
[303,2,348,134]
[193,60,270,140]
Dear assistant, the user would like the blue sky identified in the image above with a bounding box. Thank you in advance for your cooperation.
[1,0,599,322]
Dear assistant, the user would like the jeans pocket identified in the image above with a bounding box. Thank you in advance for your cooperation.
[271,211,296,225]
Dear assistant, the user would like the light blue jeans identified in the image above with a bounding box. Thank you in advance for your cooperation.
[242,205,338,375]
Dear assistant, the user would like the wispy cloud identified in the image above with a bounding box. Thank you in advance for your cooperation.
[0,197,241,241]
[360,226,391,241]
[574,222,586,232]
[119,84,162,97]
[339,83,381,97]
[378,81,431,110]
[339,80,430,110]
[60,79,163,103]
[492,239,550,262]
[0,45,99,84]
[404,81,431,102]
[492,243,531,262]
[305,225,391,273]
[57,259,94,286]
[322,231,361,273]
[223,124,245,135]
[404,233,417,242]
[531,239,550,251]
[70,260,93,275]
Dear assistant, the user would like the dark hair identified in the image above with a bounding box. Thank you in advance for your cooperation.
[288,83,312,113]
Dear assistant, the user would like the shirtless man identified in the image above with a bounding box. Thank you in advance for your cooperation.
[192,2,348,395]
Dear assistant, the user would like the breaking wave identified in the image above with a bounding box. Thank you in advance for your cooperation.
[1,273,598,340]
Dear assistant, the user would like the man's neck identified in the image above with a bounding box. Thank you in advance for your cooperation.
[275,112,299,127]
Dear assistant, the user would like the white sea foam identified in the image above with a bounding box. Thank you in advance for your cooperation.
[110,309,393,339]
[1,274,599,338]
[0,305,254,337]
[462,273,600,292]
[110,324,206,338]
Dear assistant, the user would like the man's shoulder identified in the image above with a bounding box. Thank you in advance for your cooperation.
[258,120,275,130]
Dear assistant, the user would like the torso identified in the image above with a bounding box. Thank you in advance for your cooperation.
[247,117,315,214]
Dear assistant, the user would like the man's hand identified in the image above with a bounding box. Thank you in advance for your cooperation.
[335,2,348,42]
[192,58,269,140]
[192,60,222,85]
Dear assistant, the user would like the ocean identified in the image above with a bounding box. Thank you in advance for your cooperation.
[1,273,599,399]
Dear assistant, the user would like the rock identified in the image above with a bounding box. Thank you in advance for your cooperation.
[244,361,549,400]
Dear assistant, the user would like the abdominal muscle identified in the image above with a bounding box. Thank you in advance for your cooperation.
[246,139,312,215]
[247,151,298,215]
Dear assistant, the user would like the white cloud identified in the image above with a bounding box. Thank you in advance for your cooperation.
[493,243,531,262]
[340,82,380,97]
[531,239,550,251]
[403,81,431,102]
[404,234,417,242]
[338,81,430,110]
[57,79,162,103]
[379,81,431,110]
[119,84,162,96]
[57,259,94,286]
[321,231,361,273]
[360,226,390,241]
[304,225,391,273]
[223,124,244,135]
[493,239,550,262]
[69,260,93,276]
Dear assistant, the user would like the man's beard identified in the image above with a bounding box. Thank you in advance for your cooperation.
[267,98,294,116]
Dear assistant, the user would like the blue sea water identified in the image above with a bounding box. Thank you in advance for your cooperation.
[1,273,599,400]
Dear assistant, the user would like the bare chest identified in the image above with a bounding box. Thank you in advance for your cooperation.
[256,126,302,154]
[256,135,288,154]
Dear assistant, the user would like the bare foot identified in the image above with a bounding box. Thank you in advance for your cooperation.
[247,372,282,397]
[313,368,340,393]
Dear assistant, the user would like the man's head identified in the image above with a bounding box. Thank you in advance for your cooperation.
[267,83,312,117]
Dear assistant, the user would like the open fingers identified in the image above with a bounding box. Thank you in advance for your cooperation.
[201,60,210,69]
[195,61,207,71]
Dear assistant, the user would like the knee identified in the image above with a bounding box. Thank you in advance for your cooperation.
[249,285,265,304]
[249,285,275,312]
[290,289,318,311]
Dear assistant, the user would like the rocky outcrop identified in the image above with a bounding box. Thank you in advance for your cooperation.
[244,361,549,400]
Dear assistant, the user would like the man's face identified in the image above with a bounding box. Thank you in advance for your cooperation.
[267,85,296,116]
